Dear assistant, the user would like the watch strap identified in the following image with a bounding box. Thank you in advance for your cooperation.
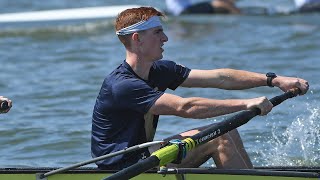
[266,72,277,87]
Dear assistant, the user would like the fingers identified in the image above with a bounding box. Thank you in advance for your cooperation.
[256,97,273,116]
[247,97,273,116]
[298,79,309,95]
[278,76,309,95]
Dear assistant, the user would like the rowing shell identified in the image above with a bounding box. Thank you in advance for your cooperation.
[0,5,142,23]
[0,167,319,180]
[0,5,141,29]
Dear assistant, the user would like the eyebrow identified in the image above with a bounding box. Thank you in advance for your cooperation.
[154,27,163,32]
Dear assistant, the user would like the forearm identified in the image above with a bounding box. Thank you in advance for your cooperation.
[183,69,267,90]
[176,97,248,119]
[151,93,272,118]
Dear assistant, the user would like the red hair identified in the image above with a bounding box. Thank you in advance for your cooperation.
[115,7,165,47]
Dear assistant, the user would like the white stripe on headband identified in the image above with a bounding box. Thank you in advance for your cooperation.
[116,16,162,36]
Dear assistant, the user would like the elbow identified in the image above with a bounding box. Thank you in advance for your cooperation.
[175,99,203,119]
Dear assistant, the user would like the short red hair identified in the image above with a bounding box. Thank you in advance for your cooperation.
[115,7,165,47]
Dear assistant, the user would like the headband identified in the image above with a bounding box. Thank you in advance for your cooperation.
[116,16,162,36]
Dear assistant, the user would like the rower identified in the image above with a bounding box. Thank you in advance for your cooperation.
[91,6,309,171]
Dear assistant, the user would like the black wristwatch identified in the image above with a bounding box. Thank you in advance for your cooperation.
[266,72,277,87]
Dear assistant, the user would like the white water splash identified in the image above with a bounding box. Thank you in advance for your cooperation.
[260,104,320,166]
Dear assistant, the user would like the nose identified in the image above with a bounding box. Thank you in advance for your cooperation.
[162,32,168,42]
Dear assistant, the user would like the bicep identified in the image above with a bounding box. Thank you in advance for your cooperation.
[148,93,184,116]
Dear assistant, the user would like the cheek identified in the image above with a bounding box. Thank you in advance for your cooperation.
[142,37,159,51]
[146,42,157,49]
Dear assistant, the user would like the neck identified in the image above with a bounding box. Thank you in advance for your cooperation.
[125,50,153,80]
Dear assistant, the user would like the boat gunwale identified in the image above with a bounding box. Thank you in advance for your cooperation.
[0,166,318,178]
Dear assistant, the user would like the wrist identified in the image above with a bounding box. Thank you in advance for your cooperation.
[266,72,277,87]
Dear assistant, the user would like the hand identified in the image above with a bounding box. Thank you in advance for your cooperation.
[273,76,309,95]
[247,97,273,116]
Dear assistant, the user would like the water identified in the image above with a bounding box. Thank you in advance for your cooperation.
[0,0,319,168]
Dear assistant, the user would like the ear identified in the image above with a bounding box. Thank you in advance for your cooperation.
[131,32,140,42]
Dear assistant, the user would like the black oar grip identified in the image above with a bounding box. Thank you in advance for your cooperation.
[253,88,301,115]
[104,156,160,180]
[0,101,9,111]
[270,88,301,107]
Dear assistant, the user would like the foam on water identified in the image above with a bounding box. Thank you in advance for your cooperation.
[259,102,320,166]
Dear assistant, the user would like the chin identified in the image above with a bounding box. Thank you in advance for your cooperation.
[153,57,162,61]
[153,53,163,60]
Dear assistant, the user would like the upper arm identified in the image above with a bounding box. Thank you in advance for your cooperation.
[181,69,222,88]
[181,68,267,90]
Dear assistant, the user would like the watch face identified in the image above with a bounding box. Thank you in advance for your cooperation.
[267,72,276,77]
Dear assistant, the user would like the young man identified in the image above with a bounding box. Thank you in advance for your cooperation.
[91,7,309,170]
[0,96,12,114]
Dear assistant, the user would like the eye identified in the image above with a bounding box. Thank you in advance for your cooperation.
[156,29,163,34]
[157,29,163,34]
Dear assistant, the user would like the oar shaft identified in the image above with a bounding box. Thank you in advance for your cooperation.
[191,109,257,146]
[40,141,164,178]
[103,156,160,180]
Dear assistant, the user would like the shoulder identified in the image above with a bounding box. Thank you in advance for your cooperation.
[152,60,189,73]
[105,63,141,88]
[153,60,187,69]
[112,78,146,93]
[153,60,176,69]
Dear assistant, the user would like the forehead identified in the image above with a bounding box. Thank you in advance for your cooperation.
[145,26,163,33]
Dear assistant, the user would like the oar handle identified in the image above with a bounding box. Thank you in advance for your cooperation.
[0,101,9,111]
[270,88,301,107]
[253,88,301,115]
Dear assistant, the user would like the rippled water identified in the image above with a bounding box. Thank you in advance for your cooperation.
[0,0,319,168]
